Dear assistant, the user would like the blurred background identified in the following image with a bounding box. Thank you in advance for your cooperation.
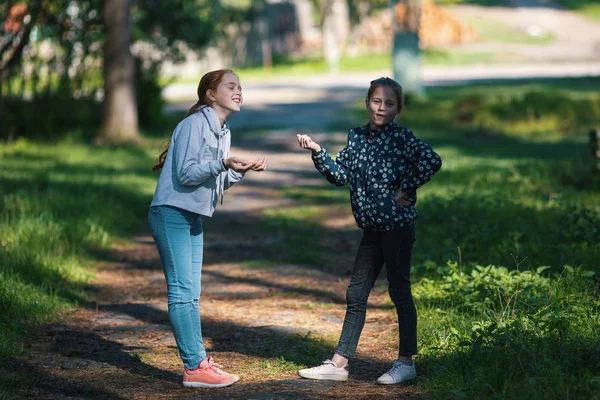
[2,0,600,143]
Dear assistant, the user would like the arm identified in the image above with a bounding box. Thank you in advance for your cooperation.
[223,168,244,190]
[400,129,442,193]
[174,119,226,186]
[312,146,351,187]
[297,134,350,187]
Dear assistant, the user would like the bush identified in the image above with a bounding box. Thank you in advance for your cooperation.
[451,90,600,138]
[1,95,101,142]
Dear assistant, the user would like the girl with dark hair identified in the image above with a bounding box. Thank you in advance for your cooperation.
[149,69,267,388]
[296,77,441,384]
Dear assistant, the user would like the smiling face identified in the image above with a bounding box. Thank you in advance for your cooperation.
[366,86,400,131]
[207,72,243,120]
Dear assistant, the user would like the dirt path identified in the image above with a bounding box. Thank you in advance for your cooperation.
[448,2,600,63]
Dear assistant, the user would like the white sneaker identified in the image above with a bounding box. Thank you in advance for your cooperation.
[377,360,416,384]
[298,360,349,381]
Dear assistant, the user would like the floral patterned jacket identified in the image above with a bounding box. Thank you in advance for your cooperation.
[311,121,442,231]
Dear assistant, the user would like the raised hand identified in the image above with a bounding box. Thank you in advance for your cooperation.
[297,134,321,152]
[223,157,256,173]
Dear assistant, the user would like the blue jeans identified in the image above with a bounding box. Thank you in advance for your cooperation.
[336,224,417,358]
[148,205,206,370]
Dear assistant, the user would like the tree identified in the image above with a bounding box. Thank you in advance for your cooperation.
[391,0,423,96]
[0,1,41,140]
[102,0,138,143]
[1,0,221,142]
[313,0,350,74]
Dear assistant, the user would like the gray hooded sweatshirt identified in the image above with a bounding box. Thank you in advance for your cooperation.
[150,106,244,217]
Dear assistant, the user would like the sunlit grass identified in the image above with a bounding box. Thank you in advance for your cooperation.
[162,48,500,85]
[461,16,555,44]
[0,138,157,363]
[557,0,600,20]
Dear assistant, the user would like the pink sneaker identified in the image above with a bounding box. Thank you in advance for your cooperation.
[206,356,240,383]
[183,358,237,388]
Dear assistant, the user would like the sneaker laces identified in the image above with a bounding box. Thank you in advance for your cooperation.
[206,356,228,375]
[197,356,223,374]
[387,360,404,375]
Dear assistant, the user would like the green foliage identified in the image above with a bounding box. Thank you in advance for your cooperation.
[416,264,599,399]
[2,0,224,140]
[451,90,600,138]
[131,0,220,62]
[2,95,101,141]
[556,0,600,19]
[135,60,166,131]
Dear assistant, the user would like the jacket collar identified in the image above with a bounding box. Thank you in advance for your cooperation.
[364,120,397,137]
[199,106,228,137]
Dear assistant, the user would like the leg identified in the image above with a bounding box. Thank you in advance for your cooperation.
[149,206,203,370]
[190,215,206,361]
[382,224,417,358]
[335,229,384,359]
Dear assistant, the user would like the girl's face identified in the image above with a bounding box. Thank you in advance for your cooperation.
[209,72,243,115]
[366,86,399,130]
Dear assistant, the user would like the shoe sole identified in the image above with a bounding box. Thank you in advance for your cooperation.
[182,380,236,388]
[377,375,416,385]
[298,372,348,381]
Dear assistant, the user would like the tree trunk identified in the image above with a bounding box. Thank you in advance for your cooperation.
[392,0,423,97]
[321,0,350,75]
[101,0,139,144]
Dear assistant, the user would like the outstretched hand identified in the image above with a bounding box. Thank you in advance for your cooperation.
[394,188,412,206]
[297,134,321,152]
[250,156,268,172]
[224,157,256,173]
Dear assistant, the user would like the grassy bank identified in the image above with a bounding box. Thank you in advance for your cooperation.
[0,139,158,395]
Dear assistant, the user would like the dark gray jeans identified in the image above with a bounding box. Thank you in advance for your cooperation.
[336,223,417,358]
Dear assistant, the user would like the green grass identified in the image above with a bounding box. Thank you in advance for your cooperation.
[0,138,157,367]
[557,0,600,20]
[243,48,497,80]
[461,16,555,44]
[433,0,506,5]
[161,48,500,85]
[1,76,599,398]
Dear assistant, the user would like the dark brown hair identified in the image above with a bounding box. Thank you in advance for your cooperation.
[366,77,404,112]
[152,69,237,173]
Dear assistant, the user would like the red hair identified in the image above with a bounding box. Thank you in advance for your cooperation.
[153,69,237,173]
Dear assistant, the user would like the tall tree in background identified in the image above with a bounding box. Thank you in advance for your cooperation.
[392,0,423,96]
[1,0,220,142]
[312,0,350,74]
[102,0,138,143]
